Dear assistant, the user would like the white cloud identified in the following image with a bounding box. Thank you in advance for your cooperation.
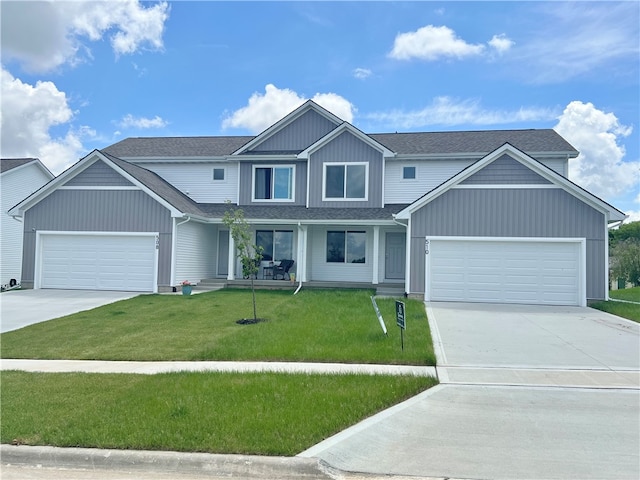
[488,34,514,55]
[389,25,485,61]
[222,84,355,133]
[0,68,93,174]
[118,114,168,129]
[353,68,372,80]
[554,101,639,203]
[1,0,170,73]
[516,2,639,83]
[364,96,557,129]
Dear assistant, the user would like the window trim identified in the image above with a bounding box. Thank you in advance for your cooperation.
[322,162,369,202]
[326,230,367,264]
[251,164,296,203]
[212,167,226,182]
[402,166,416,180]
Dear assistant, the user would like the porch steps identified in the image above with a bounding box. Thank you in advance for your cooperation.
[194,280,226,292]
[375,285,405,298]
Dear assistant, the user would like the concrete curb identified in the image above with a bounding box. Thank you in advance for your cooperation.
[1,445,331,479]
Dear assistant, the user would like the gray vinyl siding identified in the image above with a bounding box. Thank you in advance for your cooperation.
[461,154,552,185]
[21,190,173,288]
[238,161,307,206]
[64,160,134,186]
[308,131,383,208]
[247,109,338,153]
[409,188,606,299]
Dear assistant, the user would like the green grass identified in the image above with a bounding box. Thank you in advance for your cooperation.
[1,370,436,455]
[609,286,640,303]
[590,299,640,323]
[0,289,435,365]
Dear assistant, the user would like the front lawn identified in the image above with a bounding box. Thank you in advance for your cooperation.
[609,286,640,303]
[0,289,435,365]
[1,370,436,455]
[590,299,640,323]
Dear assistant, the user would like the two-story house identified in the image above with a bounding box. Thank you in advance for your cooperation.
[9,101,626,306]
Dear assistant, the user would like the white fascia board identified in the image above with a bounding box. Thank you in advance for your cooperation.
[231,101,343,155]
[395,143,625,221]
[298,123,395,160]
[124,156,231,163]
[1,159,55,179]
[390,150,576,161]
[234,155,298,162]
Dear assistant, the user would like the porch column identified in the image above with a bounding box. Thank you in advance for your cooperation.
[297,224,308,282]
[372,225,380,285]
[227,231,235,280]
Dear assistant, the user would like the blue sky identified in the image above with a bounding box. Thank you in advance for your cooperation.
[1,1,639,220]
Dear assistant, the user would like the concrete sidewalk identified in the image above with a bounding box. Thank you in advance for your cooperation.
[0,359,436,377]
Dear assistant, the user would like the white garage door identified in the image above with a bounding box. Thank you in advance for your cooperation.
[426,238,583,306]
[39,233,157,292]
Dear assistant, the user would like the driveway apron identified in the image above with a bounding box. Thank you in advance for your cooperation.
[303,302,640,480]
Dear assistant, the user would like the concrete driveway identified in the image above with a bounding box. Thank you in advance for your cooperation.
[1,289,140,333]
[303,302,640,480]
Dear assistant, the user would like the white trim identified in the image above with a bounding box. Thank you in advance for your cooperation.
[322,162,369,202]
[251,164,296,203]
[298,122,394,160]
[453,184,560,189]
[604,214,610,300]
[424,236,586,307]
[372,226,380,285]
[58,186,141,190]
[35,231,159,293]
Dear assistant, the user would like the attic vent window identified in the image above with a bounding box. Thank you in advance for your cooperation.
[213,168,225,181]
[403,166,416,179]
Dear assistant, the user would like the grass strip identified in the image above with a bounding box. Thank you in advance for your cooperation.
[1,289,435,365]
[608,287,640,303]
[590,300,640,323]
[1,371,437,456]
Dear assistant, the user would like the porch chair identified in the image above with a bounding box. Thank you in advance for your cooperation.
[273,259,294,280]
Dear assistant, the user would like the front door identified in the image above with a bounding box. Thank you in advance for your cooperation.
[385,232,406,280]
[217,230,229,276]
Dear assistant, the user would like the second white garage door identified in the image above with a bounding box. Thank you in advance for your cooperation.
[426,238,584,306]
[38,233,158,292]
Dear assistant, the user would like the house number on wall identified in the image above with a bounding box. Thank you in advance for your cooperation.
[425,239,429,255]
[156,236,160,250]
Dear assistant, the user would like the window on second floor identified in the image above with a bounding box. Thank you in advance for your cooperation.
[403,166,416,179]
[326,230,366,263]
[253,165,295,202]
[213,168,225,181]
[256,230,293,261]
[323,163,368,201]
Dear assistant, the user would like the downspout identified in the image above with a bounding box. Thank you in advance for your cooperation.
[171,215,191,286]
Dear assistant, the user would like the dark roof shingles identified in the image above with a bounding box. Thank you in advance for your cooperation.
[1,158,39,173]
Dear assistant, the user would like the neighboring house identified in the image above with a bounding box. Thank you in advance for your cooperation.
[1,158,54,288]
[9,101,626,305]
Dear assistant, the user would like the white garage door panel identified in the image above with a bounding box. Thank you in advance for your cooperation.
[40,234,156,292]
[428,239,581,306]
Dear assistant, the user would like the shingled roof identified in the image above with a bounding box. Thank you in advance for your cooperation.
[102,129,577,159]
[1,158,41,173]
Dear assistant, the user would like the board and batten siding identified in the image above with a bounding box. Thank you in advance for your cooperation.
[408,188,606,299]
[142,163,239,203]
[461,154,552,185]
[64,160,134,186]
[247,109,338,152]
[175,221,217,284]
[238,161,307,206]
[21,190,173,288]
[1,164,52,285]
[308,131,384,208]
[307,226,373,282]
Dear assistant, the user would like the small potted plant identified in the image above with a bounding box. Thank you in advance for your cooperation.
[181,280,192,296]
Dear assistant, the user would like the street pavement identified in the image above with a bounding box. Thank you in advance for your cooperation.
[2,297,639,479]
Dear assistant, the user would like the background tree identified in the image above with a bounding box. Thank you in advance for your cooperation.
[222,204,263,321]
[609,221,640,287]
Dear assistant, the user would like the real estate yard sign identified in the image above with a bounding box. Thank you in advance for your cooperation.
[396,300,406,351]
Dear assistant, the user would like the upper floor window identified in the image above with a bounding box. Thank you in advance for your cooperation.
[213,168,225,181]
[253,165,295,202]
[323,163,368,201]
[403,166,416,180]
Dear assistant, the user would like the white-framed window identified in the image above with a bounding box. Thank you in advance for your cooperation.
[252,165,295,202]
[323,162,368,201]
[213,167,225,181]
[256,230,293,261]
[403,166,416,180]
[326,230,366,263]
